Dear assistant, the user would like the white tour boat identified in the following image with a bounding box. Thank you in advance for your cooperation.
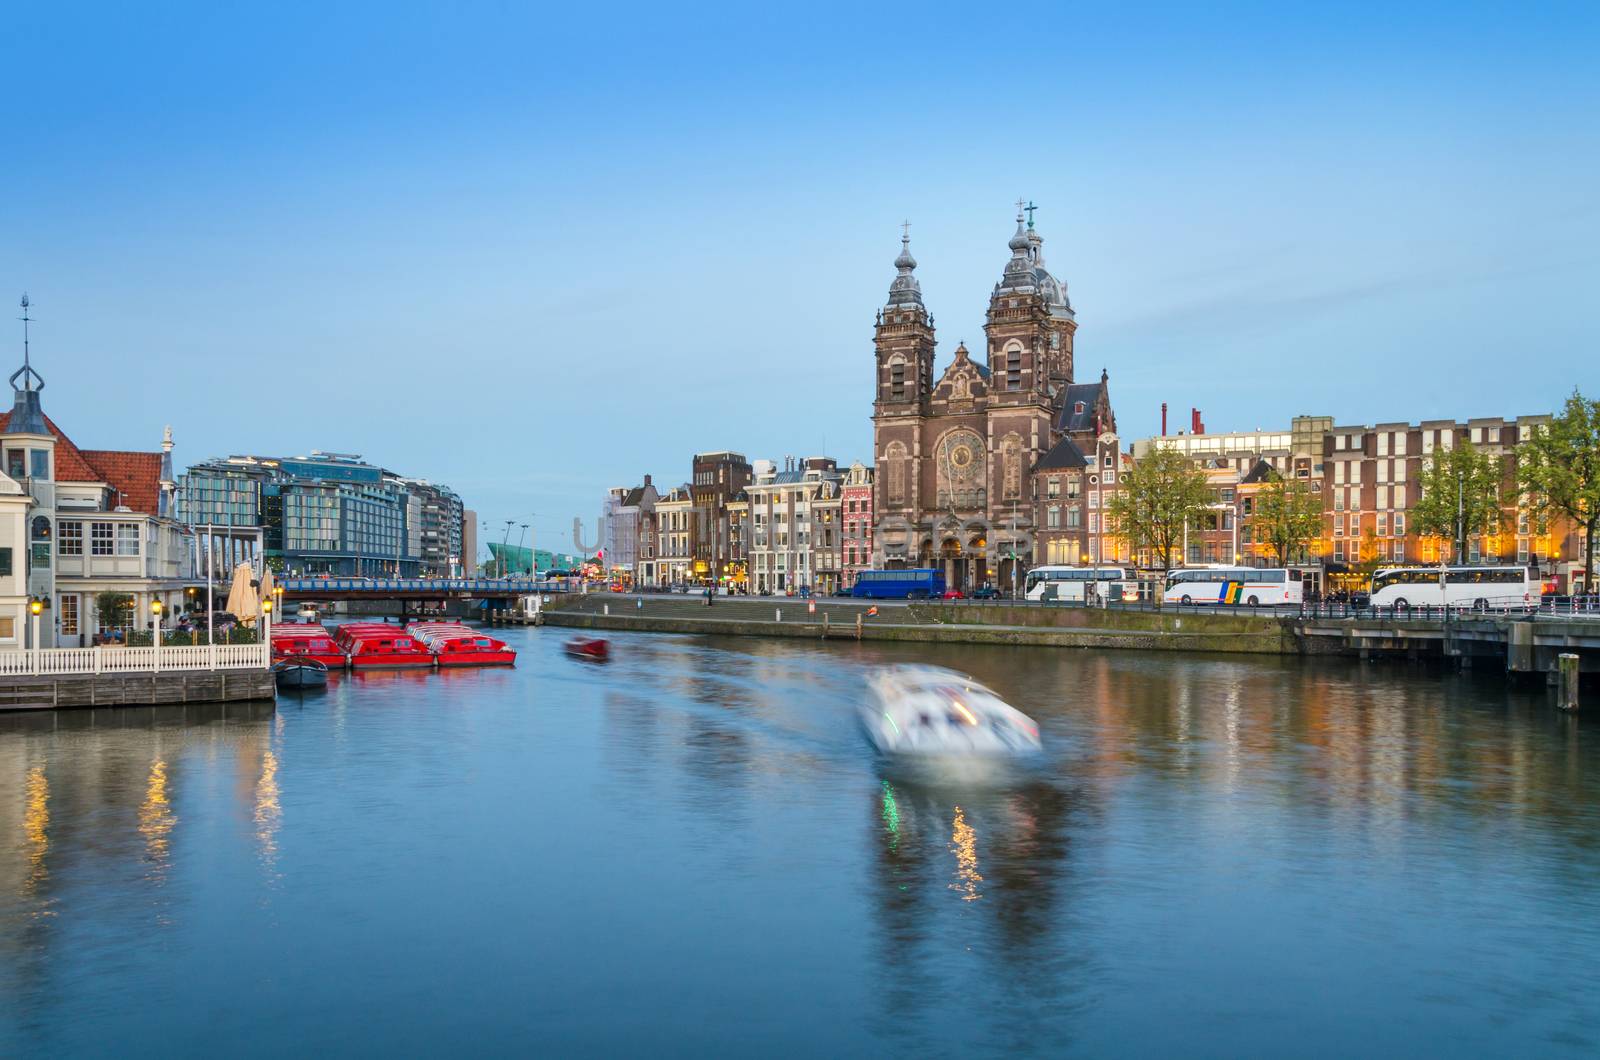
[862,665,1042,758]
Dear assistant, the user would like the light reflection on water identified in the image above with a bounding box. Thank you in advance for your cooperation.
[1,631,1599,1057]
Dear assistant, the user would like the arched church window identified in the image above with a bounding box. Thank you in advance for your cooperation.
[888,356,906,401]
[1002,435,1022,501]
[886,442,908,506]
[1006,347,1022,391]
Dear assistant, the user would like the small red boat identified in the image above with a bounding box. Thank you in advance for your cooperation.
[405,622,517,666]
[563,636,610,661]
[271,624,349,668]
[335,623,435,669]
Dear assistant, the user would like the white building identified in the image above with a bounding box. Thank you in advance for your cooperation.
[1,338,201,647]
[746,457,842,594]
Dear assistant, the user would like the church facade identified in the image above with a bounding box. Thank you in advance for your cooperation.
[871,207,1115,591]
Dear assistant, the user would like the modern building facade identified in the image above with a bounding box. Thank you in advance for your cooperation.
[180,451,461,578]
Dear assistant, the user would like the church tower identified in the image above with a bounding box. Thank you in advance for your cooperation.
[871,228,936,526]
[872,227,935,411]
[984,203,1076,404]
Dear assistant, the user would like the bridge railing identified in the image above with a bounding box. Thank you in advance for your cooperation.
[279,578,569,594]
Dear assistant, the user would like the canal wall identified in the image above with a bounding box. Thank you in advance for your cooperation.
[0,669,277,713]
[539,596,1297,654]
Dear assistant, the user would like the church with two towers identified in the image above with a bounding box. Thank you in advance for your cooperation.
[871,205,1117,591]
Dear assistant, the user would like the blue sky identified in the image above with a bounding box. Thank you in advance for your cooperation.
[4,2,1598,555]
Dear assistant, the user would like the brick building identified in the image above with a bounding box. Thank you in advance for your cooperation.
[871,207,1115,591]
[840,462,873,589]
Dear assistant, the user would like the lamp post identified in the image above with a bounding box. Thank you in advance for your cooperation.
[151,598,163,669]
[261,597,273,664]
[29,598,43,670]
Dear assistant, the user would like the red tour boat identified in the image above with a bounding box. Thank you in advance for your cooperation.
[563,636,610,662]
[334,623,435,669]
[405,622,517,667]
[270,624,349,669]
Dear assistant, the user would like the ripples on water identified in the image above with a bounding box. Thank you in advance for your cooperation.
[2,630,1598,1057]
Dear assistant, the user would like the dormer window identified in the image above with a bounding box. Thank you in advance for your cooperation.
[1075,401,1086,416]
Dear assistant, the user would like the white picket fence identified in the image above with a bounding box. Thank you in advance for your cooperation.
[0,641,270,677]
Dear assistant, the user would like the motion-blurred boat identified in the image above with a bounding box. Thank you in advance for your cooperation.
[862,665,1040,758]
[564,636,610,662]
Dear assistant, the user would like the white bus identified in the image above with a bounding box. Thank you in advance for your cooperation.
[1368,565,1536,611]
[1025,566,1140,603]
[1164,566,1304,606]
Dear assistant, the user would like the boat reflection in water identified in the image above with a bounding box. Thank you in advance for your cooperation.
[861,664,1043,786]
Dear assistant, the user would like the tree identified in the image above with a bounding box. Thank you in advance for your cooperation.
[1411,439,1504,562]
[1518,388,1600,593]
[1252,473,1323,568]
[94,592,133,630]
[1104,447,1214,576]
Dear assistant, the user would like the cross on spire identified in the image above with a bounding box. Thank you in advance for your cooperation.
[900,219,911,243]
[1014,197,1026,219]
[1025,201,1037,229]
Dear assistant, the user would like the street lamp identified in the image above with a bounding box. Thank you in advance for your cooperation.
[151,598,164,663]
[261,597,273,662]
[29,597,42,660]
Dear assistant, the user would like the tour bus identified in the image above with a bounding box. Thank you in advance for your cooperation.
[851,568,946,600]
[1164,566,1304,606]
[1025,566,1140,603]
[1368,565,1537,611]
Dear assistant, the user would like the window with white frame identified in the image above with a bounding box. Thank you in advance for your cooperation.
[91,522,114,556]
[59,520,83,556]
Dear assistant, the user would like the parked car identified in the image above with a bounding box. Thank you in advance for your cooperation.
[971,586,1001,600]
[832,587,854,597]
[941,589,966,600]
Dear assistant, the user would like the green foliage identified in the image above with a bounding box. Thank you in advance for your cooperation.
[1412,440,1504,560]
[1104,447,1214,573]
[1252,473,1323,567]
[125,626,259,648]
[93,592,134,628]
[1518,388,1600,588]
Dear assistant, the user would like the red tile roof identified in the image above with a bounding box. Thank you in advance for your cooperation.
[79,449,163,515]
[0,409,166,515]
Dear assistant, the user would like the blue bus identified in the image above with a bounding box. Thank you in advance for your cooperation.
[851,568,946,600]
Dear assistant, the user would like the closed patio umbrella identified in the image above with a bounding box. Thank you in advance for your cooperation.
[258,566,276,613]
[227,562,261,625]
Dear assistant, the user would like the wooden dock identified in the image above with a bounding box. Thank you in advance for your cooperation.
[0,668,277,712]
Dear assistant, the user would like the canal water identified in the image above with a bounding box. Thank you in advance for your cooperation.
[3,630,1598,1057]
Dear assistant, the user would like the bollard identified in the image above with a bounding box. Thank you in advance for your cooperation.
[637,598,642,610]
[775,608,782,623]
[856,613,863,641]
[603,603,609,616]
[1559,653,1580,711]
[823,613,829,639]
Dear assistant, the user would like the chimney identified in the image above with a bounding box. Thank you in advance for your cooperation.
[1191,408,1205,435]
[1161,402,1168,436]
[643,474,652,487]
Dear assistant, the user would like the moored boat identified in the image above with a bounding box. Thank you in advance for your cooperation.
[334,623,435,669]
[271,624,349,668]
[273,656,329,690]
[563,636,610,662]
[405,622,517,666]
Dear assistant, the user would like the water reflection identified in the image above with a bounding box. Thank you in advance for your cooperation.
[2,635,1599,1056]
